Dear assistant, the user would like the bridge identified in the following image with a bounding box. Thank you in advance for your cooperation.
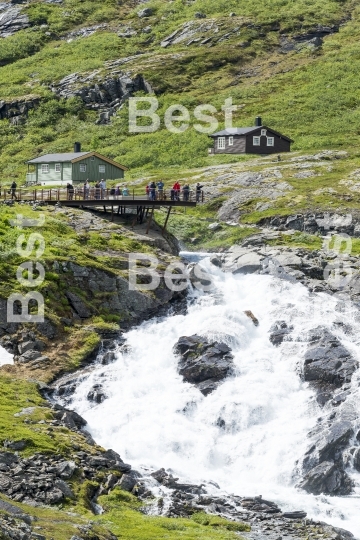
[3,187,202,234]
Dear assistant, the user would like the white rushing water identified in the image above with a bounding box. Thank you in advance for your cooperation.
[0,346,13,366]
[67,254,360,537]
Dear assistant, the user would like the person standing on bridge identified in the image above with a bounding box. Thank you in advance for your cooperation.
[95,181,101,200]
[183,183,190,202]
[196,182,203,203]
[100,178,106,199]
[157,180,164,200]
[149,181,156,201]
[66,183,74,201]
[83,179,90,200]
[173,181,180,201]
[10,181,17,200]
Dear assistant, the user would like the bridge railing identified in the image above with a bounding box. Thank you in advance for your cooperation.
[1,187,205,203]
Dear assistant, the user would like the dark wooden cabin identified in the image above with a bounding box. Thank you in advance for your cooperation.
[209,117,293,155]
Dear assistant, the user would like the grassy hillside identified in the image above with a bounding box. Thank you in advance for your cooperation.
[0,0,359,184]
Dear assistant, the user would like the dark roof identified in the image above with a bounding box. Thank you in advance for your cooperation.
[210,127,257,136]
[210,126,293,143]
[26,151,128,170]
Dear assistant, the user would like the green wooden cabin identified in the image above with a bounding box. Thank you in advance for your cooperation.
[26,144,127,186]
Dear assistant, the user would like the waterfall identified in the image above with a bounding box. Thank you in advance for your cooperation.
[0,346,13,366]
[62,254,360,537]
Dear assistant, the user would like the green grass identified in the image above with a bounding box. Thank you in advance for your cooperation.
[96,488,249,540]
[0,373,97,455]
[0,0,359,185]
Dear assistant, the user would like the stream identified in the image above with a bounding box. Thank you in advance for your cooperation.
[55,253,360,537]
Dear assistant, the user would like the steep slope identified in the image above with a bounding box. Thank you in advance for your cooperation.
[0,0,359,182]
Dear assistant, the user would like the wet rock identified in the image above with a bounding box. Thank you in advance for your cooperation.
[299,460,352,495]
[244,310,259,326]
[353,448,360,471]
[269,321,293,346]
[304,327,358,386]
[283,511,307,519]
[174,335,234,395]
[210,255,222,267]
[87,384,107,403]
[230,252,263,275]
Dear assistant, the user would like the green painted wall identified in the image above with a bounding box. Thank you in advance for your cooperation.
[37,162,63,183]
[71,156,124,184]
[32,156,124,184]
[63,163,72,181]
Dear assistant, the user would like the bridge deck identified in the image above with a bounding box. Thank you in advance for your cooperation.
[2,187,200,233]
[2,187,200,207]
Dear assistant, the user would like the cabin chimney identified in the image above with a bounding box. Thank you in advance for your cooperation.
[255,116,262,127]
[74,142,81,153]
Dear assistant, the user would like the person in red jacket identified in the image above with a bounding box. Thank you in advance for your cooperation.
[173,181,180,201]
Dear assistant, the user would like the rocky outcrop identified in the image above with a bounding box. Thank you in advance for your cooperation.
[0,402,132,508]
[141,472,354,540]
[0,4,29,39]
[173,335,234,395]
[304,327,358,387]
[50,71,152,124]
[0,96,40,124]
[279,24,339,53]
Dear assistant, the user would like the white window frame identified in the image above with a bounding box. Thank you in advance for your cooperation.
[267,137,274,147]
[261,129,267,136]
[217,137,225,150]
[80,163,87,172]
[99,164,106,173]
[55,163,61,173]
[253,136,260,146]
[228,136,234,146]
[41,164,49,174]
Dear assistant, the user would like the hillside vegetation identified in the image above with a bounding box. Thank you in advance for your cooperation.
[0,0,359,186]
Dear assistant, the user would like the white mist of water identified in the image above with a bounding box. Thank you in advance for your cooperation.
[0,346,13,366]
[67,256,360,537]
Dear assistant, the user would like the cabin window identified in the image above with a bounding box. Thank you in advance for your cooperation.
[55,163,61,173]
[253,136,260,146]
[267,137,274,146]
[91,156,95,161]
[80,164,87,172]
[228,136,234,146]
[41,164,49,173]
[217,137,225,149]
[261,129,267,136]
[99,165,106,173]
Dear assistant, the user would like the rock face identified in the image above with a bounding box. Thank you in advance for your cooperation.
[0,5,29,39]
[0,97,40,125]
[173,335,234,395]
[51,72,152,124]
[304,327,358,387]
[269,321,293,346]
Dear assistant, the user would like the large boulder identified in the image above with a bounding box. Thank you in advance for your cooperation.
[173,335,234,396]
[303,327,358,387]
[298,460,353,495]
